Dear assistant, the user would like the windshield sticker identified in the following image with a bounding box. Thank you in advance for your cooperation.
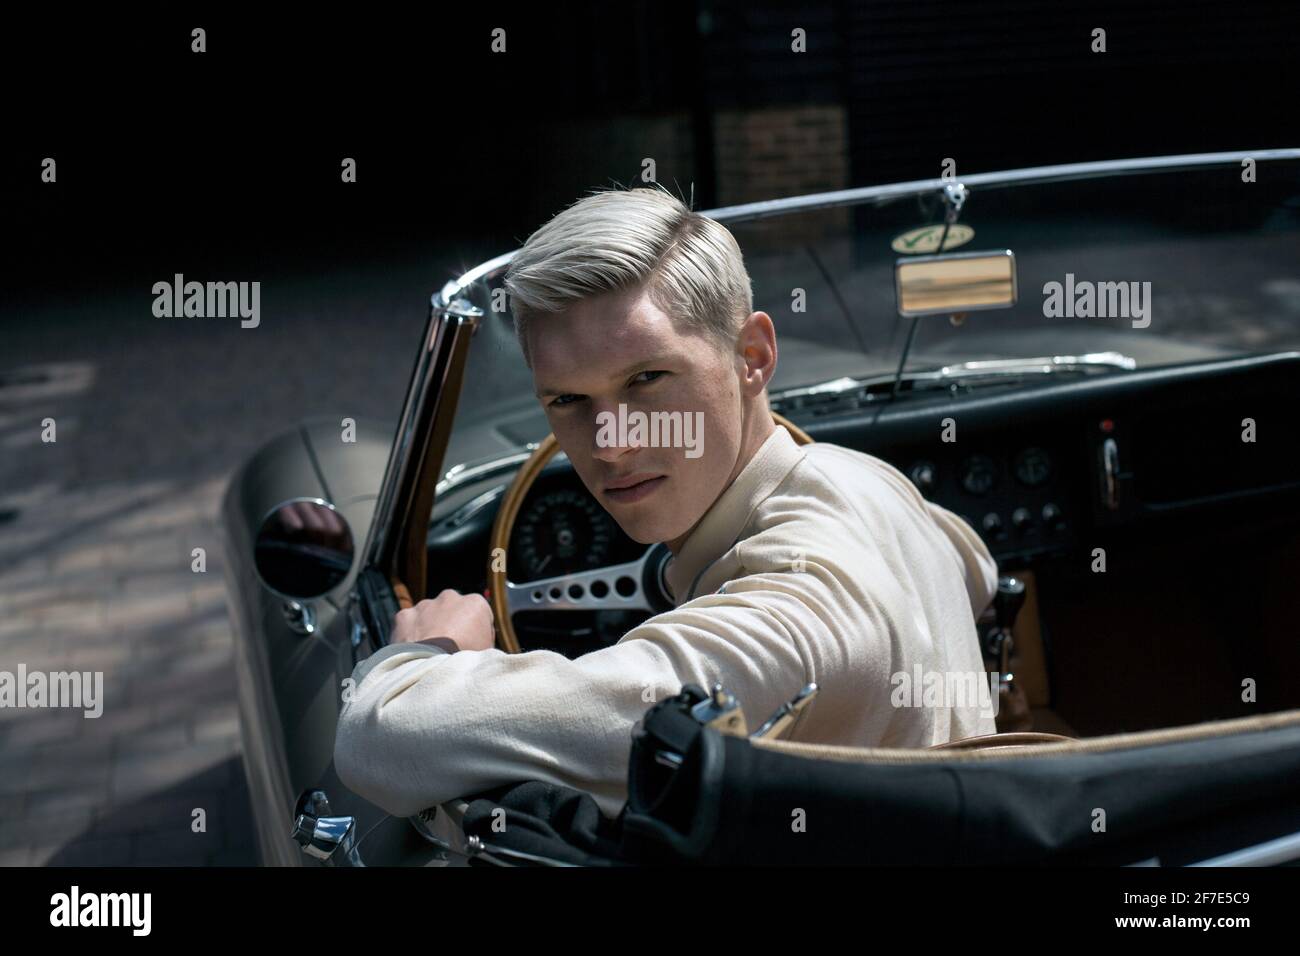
[891,224,975,254]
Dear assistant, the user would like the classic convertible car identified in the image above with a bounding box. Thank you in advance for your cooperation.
[222,149,1300,866]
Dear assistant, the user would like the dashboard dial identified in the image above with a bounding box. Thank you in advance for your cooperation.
[513,489,614,581]
[1014,447,1053,487]
[960,454,998,496]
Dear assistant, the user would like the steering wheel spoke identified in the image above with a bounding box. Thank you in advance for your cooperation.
[505,548,659,616]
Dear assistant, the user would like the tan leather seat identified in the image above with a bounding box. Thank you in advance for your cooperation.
[928,731,1074,752]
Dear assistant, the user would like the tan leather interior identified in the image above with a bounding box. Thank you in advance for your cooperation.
[759,706,1300,764]
[1000,569,1049,708]
[976,568,1078,738]
[929,731,1074,751]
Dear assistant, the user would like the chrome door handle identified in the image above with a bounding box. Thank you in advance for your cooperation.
[291,789,364,866]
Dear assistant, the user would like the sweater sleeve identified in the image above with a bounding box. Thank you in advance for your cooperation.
[922,500,999,619]
[332,580,823,821]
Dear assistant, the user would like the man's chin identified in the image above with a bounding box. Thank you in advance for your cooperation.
[618,523,669,546]
[610,514,693,548]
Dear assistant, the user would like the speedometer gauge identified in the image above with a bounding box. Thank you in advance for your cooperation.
[513,489,615,581]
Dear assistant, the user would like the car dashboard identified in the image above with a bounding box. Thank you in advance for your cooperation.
[426,352,1300,658]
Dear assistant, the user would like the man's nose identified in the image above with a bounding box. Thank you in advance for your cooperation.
[591,442,632,463]
[590,400,645,462]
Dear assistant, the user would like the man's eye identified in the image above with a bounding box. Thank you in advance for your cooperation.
[548,372,664,407]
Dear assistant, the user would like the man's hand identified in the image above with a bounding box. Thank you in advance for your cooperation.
[392,589,496,652]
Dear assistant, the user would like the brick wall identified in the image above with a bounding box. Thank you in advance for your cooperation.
[504,106,851,246]
[713,104,851,241]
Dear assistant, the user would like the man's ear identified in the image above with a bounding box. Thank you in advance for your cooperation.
[736,312,777,396]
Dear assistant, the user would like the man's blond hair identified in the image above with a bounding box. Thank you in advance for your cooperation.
[503,186,753,366]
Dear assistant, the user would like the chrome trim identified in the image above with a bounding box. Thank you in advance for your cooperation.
[772,352,1137,411]
[280,600,317,636]
[440,485,507,529]
[436,446,539,498]
[290,791,364,867]
[779,375,863,399]
[433,251,516,312]
[406,799,475,862]
[363,299,482,573]
[505,546,660,615]
[347,594,366,649]
[256,495,337,524]
[697,149,1300,224]
[750,683,819,740]
[409,806,458,855]
[1189,829,1300,867]
[463,834,579,867]
[938,352,1137,377]
[690,682,746,736]
[291,813,362,865]
[942,181,968,215]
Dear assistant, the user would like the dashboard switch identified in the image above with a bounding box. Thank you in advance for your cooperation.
[1041,502,1064,530]
[981,512,1004,537]
[908,461,937,495]
[1011,507,1033,532]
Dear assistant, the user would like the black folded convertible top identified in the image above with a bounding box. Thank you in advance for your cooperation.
[462,690,1300,866]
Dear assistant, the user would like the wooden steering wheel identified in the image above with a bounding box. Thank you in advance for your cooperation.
[486,412,814,652]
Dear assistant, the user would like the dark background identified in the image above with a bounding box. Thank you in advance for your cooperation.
[4,0,1297,301]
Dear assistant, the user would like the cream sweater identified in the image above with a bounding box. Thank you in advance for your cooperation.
[335,426,999,820]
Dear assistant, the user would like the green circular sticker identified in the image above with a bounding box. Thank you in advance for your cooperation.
[891,224,975,254]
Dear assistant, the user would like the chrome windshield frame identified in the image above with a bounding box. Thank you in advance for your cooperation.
[431,149,1300,313]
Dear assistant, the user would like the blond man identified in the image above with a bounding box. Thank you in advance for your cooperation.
[335,187,998,819]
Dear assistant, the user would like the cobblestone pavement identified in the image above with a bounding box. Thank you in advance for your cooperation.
[0,246,489,865]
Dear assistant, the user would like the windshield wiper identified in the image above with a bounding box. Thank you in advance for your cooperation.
[771,351,1136,417]
[926,351,1138,383]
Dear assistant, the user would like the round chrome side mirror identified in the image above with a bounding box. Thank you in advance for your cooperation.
[253,498,356,601]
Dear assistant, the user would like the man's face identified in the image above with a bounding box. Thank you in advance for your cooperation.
[527,286,745,549]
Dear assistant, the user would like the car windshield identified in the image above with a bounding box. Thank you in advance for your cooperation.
[447,155,1300,455]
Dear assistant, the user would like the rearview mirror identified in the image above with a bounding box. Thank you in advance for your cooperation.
[253,498,355,601]
[895,249,1018,317]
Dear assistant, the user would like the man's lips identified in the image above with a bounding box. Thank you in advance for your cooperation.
[605,471,663,491]
[604,474,667,503]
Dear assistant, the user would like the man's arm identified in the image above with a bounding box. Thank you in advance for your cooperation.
[849,453,998,619]
[333,576,825,820]
[921,500,999,618]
